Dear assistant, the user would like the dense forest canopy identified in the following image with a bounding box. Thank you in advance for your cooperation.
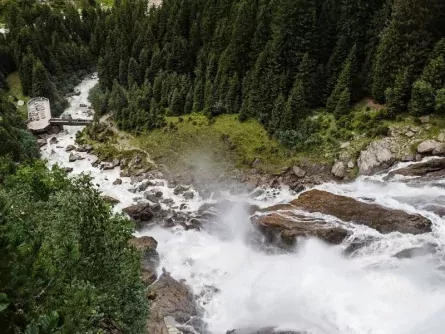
[2,0,445,146]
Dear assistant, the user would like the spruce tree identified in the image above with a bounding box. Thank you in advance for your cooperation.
[385,69,411,117]
[184,88,193,114]
[409,80,435,116]
[20,54,34,96]
[282,78,308,131]
[31,60,51,98]
[192,78,204,112]
[119,59,127,86]
[334,88,351,118]
[268,93,286,134]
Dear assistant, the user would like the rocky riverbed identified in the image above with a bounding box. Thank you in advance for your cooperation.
[40,76,445,334]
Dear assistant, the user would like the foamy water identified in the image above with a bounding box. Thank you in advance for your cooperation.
[43,76,445,334]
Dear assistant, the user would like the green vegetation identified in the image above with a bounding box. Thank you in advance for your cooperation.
[134,113,294,173]
[6,71,28,115]
[0,161,148,334]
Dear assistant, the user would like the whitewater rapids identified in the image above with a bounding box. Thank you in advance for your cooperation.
[41,76,445,334]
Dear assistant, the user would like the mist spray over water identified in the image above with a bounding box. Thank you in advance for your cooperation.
[43,76,445,334]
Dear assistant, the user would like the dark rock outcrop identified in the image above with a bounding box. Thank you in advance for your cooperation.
[386,158,445,179]
[290,190,431,234]
[146,272,198,334]
[129,236,159,286]
[123,203,154,229]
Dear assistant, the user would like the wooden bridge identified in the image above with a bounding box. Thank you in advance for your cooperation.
[49,118,93,126]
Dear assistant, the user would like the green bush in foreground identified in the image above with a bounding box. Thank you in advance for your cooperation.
[0,161,148,334]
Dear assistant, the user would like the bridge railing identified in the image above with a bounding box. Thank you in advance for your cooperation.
[49,118,93,126]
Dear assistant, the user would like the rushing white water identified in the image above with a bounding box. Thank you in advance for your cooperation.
[43,76,445,334]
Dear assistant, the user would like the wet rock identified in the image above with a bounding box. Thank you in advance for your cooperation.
[101,162,115,170]
[174,184,190,195]
[37,139,47,147]
[68,152,79,162]
[251,188,265,198]
[437,132,445,142]
[290,190,431,234]
[112,158,120,167]
[292,166,306,178]
[50,137,58,144]
[331,161,346,179]
[401,154,415,162]
[144,191,160,203]
[66,144,76,152]
[386,158,445,179]
[123,203,155,229]
[129,236,159,286]
[415,154,423,161]
[417,140,444,154]
[183,190,195,200]
[62,167,73,173]
[394,243,437,259]
[357,138,395,175]
[100,195,120,205]
[252,212,348,246]
[112,178,122,185]
[138,180,155,192]
[146,272,198,334]
[347,160,355,169]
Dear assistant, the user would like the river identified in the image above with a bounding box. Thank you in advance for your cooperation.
[41,76,445,334]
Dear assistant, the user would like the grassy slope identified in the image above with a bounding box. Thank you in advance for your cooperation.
[133,113,295,175]
[6,71,29,117]
[127,101,445,176]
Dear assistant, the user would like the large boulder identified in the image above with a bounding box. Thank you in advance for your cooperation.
[129,236,159,286]
[417,140,445,155]
[357,138,395,175]
[386,158,445,179]
[100,195,120,205]
[66,144,76,152]
[252,212,348,246]
[290,190,431,234]
[123,203,155,229]
[147,272,198,334]
[331,161,347,179]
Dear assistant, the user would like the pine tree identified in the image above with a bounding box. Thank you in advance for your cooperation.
[204,78,214,115]
[119,59,127,86]
[334,88,351,118]
[192,78,204,112]
[225,73,240,114]
[385,69,411,117]
[127,57,140,86]
[32,60,52,98]
[20,54,34,96]
[268,93,286,134]
[435,88,445,114]
[170,89,184,116]
[282,78,308,131]
[371,0,436,103]
[184,88,193,114]
[109,80,128,119]
[409,80,435,116]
